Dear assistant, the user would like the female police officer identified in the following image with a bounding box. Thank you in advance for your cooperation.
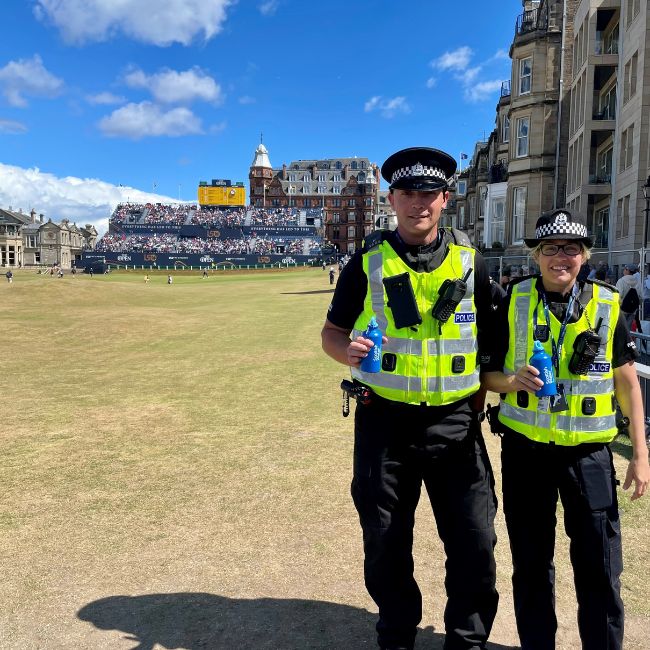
[322,147,498,650]
[482,209,650,650]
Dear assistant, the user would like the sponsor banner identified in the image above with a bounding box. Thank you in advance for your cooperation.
[79,252,320,268]
[111,224,317,238]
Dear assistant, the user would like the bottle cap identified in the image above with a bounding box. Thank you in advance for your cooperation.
[533,340,544,352]
[368,316,378,329]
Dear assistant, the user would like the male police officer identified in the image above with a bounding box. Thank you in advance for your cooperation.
[321,148,498,650]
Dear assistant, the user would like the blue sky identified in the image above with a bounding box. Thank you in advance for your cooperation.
[0,0,523,233]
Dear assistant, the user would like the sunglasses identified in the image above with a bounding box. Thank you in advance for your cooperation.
[540,243,582,257]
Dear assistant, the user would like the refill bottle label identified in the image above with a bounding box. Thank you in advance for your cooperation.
[360,317,382,373]
[529,340,557,397]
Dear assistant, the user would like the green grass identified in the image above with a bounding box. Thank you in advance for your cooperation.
[1,268,648,649]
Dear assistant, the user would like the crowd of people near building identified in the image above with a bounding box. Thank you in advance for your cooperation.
[190,206,247,227]
[142,203,190,225]
[248,207,300,226]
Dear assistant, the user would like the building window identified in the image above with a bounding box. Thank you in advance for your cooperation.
[317,185,326,194]
[364,211,372,222]
[594,207,609,248]
[347,242,355,254]
[348,211,356,222]
[347,225,356,238]
[335,161,342,170]
[619,124,634,171]
[317,174,326,182]
[303,173,311,182]
[519,57,532,95]
[332,212,340,224]
[332,185,341,194]
[303,184,311,194]
[616,195,630,239]
[605,22,619,54]
[332,198,341,207]
[512,186,527,242]
[491,199,505,246]
[288,199,296,207]
[332,227,339,239]
[623,52,638,103]
[516,117,530,157]
[332,174,341,182]
[457,180,467,196]
[626,0,640,27]
[598,84,616,119]
[288,173,297,182]
[351,161,358,170]
[479,187,487,219]
[596,146,613,182]
[27,235,37,247]
[287,185,296,195]
[502,115,510,143]
[348,199,356,207]
[365,197,372,207]
[304,199,312,207]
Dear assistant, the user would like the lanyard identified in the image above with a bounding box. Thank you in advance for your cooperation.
[533,281,579,375]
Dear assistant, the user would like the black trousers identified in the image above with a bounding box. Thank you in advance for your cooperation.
[352,397,498,650]
[501,432,624,650]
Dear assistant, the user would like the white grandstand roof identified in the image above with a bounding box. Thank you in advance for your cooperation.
[252,143,272,169]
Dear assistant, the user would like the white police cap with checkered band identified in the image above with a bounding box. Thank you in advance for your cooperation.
[381,147,456,191]
[524,208,593,248]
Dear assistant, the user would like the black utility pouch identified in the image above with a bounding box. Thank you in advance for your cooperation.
[382,273,422,329]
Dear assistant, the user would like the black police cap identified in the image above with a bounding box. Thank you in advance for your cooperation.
[524,208,593,249]
[381,147,456,192]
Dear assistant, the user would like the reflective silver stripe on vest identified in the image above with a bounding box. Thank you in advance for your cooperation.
[367,251,388,332]
[509,278,533,374]
[554,413,617,431]
[351,367,421,392]
[459,249,475,297]
[428,369,480,393]
[352,330,423,356]
[427,338,477,355]
[563,378,614,394]
[500,401,551,428]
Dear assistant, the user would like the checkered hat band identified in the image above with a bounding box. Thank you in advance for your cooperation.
[391,164,448,184]
[535,222,588,238]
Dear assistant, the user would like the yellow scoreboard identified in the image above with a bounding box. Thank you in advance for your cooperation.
[198,180,246,206]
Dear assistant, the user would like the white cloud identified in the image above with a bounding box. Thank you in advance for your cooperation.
[431,46,473,72]
[0,55,64,107]
[459,66,482,85]
[34,0,234,46]
[124,67,222,105]
[238,95,256,105]
[259,0,280,15]
[0,162,178,236]
[99,101,203,139]
[364,96,410,119]
[0,119,28,134]
[86,91,125,105]
[209,121,227,135]
[465,80,504,103]
[491,49,510,61]
[426,77,437,89]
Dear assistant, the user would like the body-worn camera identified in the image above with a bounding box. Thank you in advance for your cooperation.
[431,268,473,323]
[568,329,602,375]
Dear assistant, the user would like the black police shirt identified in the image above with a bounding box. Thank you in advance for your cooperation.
[326,228,497,361]
[481,278,639,373]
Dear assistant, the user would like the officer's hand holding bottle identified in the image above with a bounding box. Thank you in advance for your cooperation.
[347,318,389,369]
[511,364,546,394]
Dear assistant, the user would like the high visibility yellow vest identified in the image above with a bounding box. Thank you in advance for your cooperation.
[350,238,479,406]
[498,278,619,445]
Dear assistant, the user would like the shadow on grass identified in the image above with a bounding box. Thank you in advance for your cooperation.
[610,435,633,461]
[281,289,335,295]
[77,593,516,650]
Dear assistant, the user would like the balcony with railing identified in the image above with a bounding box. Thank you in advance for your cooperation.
[588,173,611,185]
[515,5,548,36]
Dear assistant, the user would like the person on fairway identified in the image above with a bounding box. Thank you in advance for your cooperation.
[321,147,499,650]
[481,208,650,649]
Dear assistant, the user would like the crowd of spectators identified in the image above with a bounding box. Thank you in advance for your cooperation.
[249,207,300,226]
[190,207,247,227]
[111,203,145,224]
[143,203,192,225]
[96,233,315,255]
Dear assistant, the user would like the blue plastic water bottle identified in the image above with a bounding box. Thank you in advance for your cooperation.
[360,316,383,373]
[529,340,557,397]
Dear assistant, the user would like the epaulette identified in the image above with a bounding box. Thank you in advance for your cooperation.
[362,229,389,252]
[448,227,472,247]
[589,278,618,293]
